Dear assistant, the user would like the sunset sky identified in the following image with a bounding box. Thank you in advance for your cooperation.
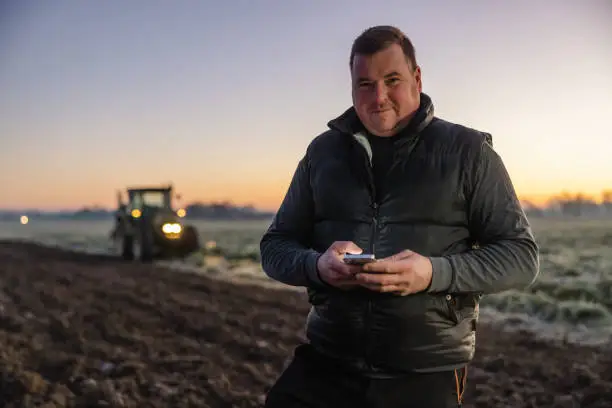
[1,0,611,211]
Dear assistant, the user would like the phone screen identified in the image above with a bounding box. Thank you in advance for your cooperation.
[343,254,376,265]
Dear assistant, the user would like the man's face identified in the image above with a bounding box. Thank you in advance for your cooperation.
[351,44,422,137]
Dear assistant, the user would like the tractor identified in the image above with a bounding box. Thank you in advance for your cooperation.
[110,184,200,262]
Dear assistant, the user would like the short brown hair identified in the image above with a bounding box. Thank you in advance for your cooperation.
[349,25,417,70]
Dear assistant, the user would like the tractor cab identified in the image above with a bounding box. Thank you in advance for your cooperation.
[111,184,199,262]
[122,186,175,218]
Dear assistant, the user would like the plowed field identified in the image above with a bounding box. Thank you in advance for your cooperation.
[0,242,610,407]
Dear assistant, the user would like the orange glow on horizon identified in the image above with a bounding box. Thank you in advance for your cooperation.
[518,190,611,207]
[3,185,611,212]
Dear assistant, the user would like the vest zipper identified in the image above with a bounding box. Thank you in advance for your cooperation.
[352,134,379,373]
[352,129,424,375]
[365,157,378,373]
[365,153,378,255]
[370,202,378,254]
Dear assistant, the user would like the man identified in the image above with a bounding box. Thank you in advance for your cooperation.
[260,25,539,408]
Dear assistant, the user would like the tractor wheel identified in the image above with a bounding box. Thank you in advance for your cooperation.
[122,231,153,263]
[138,224,154,263]
[122,235,134,260]
[182,225,200,254]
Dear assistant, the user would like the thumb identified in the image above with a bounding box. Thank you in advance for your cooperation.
[330,241,363,255]
[382,249,415,261]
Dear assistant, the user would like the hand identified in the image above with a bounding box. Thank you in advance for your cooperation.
[355,249,433,295]
[317,241,365,290]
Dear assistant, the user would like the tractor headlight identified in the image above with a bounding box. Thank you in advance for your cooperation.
[162,222,182,234]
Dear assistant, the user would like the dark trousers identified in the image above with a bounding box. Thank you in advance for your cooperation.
[265,344,467,408]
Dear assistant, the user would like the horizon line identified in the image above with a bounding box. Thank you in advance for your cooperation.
[2,189,611,214]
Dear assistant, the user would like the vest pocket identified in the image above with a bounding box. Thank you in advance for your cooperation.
[445,294,461,324]
[446,293,480,326]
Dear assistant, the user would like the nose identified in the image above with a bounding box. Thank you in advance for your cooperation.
[373,82,388,105]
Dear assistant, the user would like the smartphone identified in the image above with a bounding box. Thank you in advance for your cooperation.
[343,253,376,265]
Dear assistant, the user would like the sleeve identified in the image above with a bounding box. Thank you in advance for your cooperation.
[259,151,327,288]
[428,138,540,294]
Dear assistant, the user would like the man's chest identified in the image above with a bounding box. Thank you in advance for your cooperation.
[309,148,468,223]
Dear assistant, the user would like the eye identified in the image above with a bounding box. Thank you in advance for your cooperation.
[385,77,400,86]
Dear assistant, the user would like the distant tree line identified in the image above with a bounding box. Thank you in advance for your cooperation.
[0,201,274,221]
[184,201,274,219]
[3,191,612,221]
[522,190,612,217]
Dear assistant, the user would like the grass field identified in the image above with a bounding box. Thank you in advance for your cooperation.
[1,216,611,344]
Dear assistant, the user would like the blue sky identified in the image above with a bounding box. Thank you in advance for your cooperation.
[1,0,611,210]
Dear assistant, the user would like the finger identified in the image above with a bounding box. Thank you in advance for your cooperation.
[362,260,405,274]
[329,255,364,274]
[325,269,349,282]
[329,270,361,288]
[330,269,353,281]
[330,241,363,255]
[341,262,365,275]
[330,261,361,278]
[379,249,415,262]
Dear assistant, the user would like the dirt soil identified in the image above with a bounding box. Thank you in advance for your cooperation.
[0,241,610,408]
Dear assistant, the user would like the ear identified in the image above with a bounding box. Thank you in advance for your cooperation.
[414,66,422,92]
